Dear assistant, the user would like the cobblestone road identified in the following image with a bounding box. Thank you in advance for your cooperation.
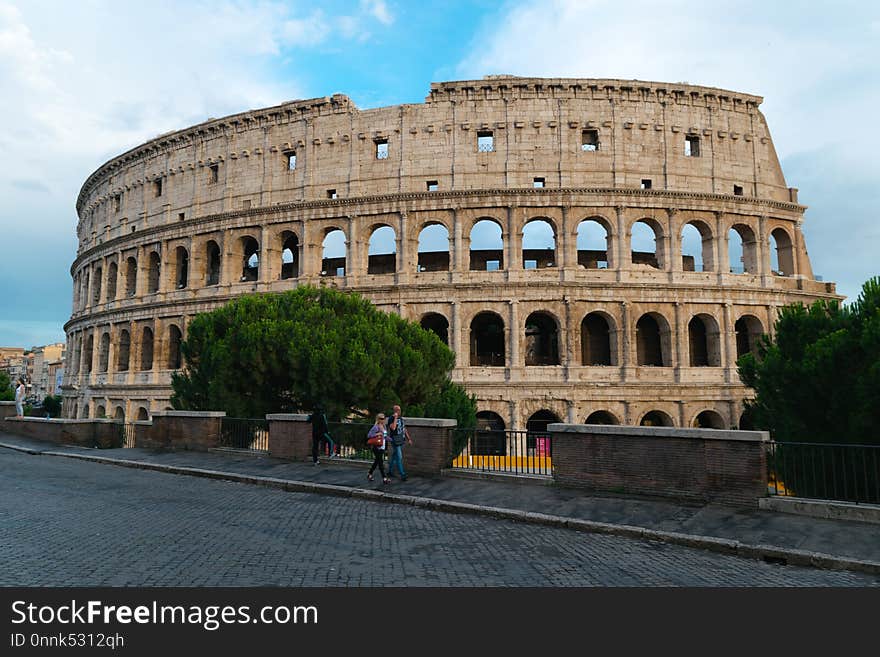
[1,448,877,586]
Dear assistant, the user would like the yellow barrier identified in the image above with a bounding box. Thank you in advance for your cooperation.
[452,454,553,472]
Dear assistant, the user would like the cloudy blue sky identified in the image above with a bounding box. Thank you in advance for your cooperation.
[0,0,877,348]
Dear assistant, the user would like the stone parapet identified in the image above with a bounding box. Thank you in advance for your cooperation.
[141,410,225,450]
[2,417,120,448]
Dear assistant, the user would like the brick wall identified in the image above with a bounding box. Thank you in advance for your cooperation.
[403,418,456,476]
[2,417,121,448]
[0,402,16,421]
[549,424,769,507]
[267,414,312,461]
[142,411,225,450]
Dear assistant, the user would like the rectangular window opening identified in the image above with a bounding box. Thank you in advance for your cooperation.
[685,135,701,157]
[641,179,652,190]
[327,189,337,199]
[477,131,494,152]
[375,139,389,159]
[286,152,296,170]
[581,129,599,151]
[733,185,744,196]
[209,164,219,183]
[533,177,545,188]
[242,199,251,210]
[154,179,163,197]
[178,212,185,222]
[114,195,122,213]
[426,180,438,192]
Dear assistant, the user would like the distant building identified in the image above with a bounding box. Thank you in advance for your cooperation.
[0,347,28,394]
[31,343,65,400]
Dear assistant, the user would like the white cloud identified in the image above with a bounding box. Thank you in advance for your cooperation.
[457,0,880,300]
[362,0,393,26]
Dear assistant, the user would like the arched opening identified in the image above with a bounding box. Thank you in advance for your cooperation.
[470,312,505,366]
[770,228,794,276]
[240,236,259,282]
[640,410,674,427]
[577,218,611,269]
[522,219,556,269]
[417,223,450,272]
[636,313,667,366]
[693,410,725,429]
[524,312,559,366]
[688,314,721,367]
[147,251,161,293]
[631,219,662,269]
[321,229,346,277]
[367,225,396,275]
[735,315,764,359]
[140,327,154,371]
[96,404,106,418]
[116,329,130,372]
[92,266,103,304]
[137,407,149,421]
[83,334,94,373]
[420,313,449,345]
[98,332,110,373]
[585,410,619,425]
[125,256,138,296]
[167,325,182,369]
[175,246,189,289]
[114,407,125,421]
[681,221,713,272]
[474,410,506,455]
[206,241,221,286]
[526,409,559,456]
[581,312,612,365]
[106,262,118,301]
[83,405,90,419]
[469,219,504,271]
[280,232,299,280]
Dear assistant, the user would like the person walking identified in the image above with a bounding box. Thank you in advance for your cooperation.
[386,404,413,481]
[14,379,25,418]
[367,413,390,484]
[307,407,330,465]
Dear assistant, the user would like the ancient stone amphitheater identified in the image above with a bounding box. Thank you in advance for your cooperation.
[63,76,838,431]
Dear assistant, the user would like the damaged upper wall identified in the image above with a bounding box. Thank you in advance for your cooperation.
[75,77,796,252]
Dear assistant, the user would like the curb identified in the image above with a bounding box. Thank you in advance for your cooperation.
[4,441,880,576]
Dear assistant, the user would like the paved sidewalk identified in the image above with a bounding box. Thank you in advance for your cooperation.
[2,431,878,574]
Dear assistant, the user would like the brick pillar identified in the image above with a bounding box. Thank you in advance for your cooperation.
[404,418,456,476]
[149,410,225,450]
[267,413,312,461]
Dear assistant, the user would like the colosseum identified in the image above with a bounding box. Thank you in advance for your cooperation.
[63,75,839,432]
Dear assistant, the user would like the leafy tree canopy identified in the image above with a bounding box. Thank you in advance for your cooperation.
[171,286,456,420]
[409,379,478,457]
[0,371,13,401]
[738,276,880,445]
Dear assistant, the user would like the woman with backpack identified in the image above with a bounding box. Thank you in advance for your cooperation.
[366,413,390,484]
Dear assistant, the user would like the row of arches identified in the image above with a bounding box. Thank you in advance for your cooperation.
[74,324,182,375]
[73,215,800,311]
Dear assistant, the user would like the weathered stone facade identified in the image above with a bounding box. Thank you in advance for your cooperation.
[63,76,839,429]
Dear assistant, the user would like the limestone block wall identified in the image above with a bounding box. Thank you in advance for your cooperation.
[63,77,839,430]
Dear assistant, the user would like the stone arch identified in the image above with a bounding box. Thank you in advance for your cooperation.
[321,227,347,277]
[280,231,299,280]
[417,223,450,272]
[728,223,758,274]
[167,324,183,369]
[83,334,94,373]
[581,311,613,365]
[114,407,125,421]
[524,311,559,366]
[681,219,714,272]
[639,410,674,427]
[92,265,103,304]
[125,256,138,296]
[522,218,557,269]
[770,227,794,276]
[692,409,725,429]
[82,269,90,308]
[174,246,189,289]
[469,218,504,271]
[147,250,161,293]
[420,312,449,345]
[470,311,505,366]
[137,407,150,421]
[98,332,110,373]
[473,410,506,455]
[367,224,396,275]
[735,314,765,359]
[240,235,260,282]
[526,409,560,433]
[206,240,222,286]
[635,312,671,366]
[688,313,722,367]
[140,327,154,371]
[577,216,614,269]
[585,410,619,425]
[96,404,106,418]
[630,217,665,269]
[116,329,130,372]
[106,261,118,301]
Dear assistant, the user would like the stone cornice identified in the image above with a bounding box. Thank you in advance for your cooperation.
[70,187,805,273]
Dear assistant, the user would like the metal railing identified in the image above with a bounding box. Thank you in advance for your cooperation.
[326,421,376,461]
[451,429,552,476]
[767,441,880,504]
[219,417,269,452]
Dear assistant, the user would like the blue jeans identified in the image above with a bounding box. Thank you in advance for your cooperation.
[387,444,406,477]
